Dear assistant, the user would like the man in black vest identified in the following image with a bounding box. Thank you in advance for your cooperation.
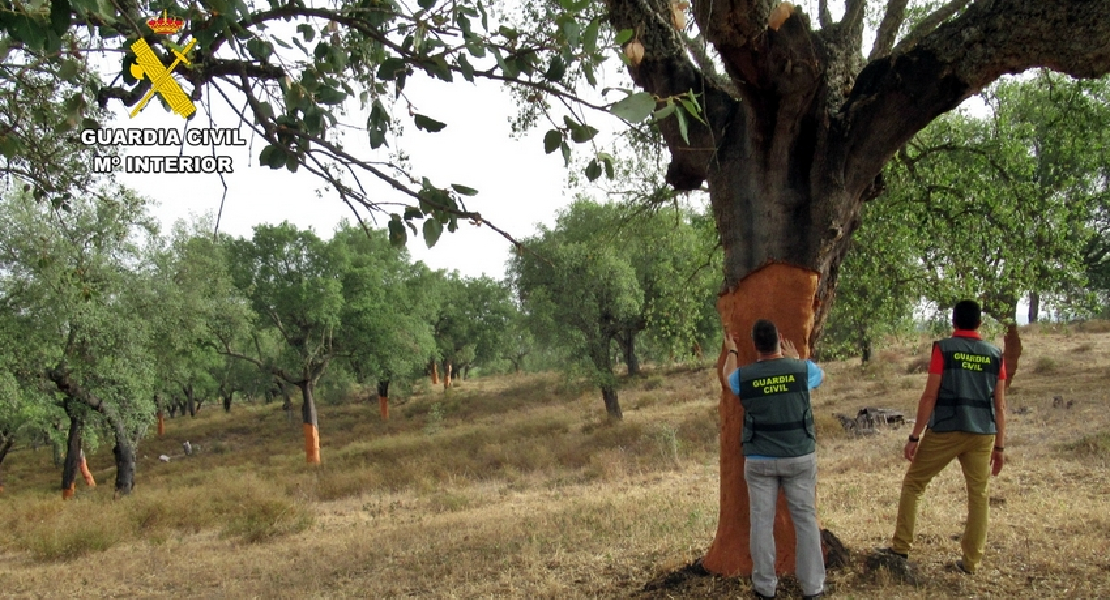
[888,300,1007,574]
[723,319,825,600]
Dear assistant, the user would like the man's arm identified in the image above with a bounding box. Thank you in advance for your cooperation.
[905,373,941,461]
[722,333,739,395]
[992,382,1006,476]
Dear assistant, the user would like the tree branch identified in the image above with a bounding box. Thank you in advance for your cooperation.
[818,0,832,29]
[841,0,1110,201]
[870,0,910,60]
[892,0,971,55]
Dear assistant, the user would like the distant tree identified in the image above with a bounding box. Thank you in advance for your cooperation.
[431,273,516,384]
[0,186,159,495]
[223,223,348,464]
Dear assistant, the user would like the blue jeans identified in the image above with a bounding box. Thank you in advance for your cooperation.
[744,453,824,597]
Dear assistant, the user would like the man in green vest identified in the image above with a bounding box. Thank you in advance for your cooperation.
[723,319,825,600]
[887,300,1007,574]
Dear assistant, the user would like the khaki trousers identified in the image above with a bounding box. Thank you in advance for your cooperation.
[892,430,994,572]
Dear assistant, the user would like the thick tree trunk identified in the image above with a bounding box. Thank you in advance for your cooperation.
[155,395,165,435]
[222,393,232,413]
[861,337,873,363]
[443,361,452,389]
[301,381,321,464]
[1028,292,1040,323]
[111,421,136,496]
[601,384,622,420]
[378,380,389,420]
[167,401,177,418]
[61,413,82,499]
[185,384,196,418]
[619,329,641,376]
[431,361,439,384]
[703,264,826,576]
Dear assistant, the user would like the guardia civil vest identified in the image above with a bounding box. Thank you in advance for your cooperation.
[737,358,815,457]
[928,336,1002,434]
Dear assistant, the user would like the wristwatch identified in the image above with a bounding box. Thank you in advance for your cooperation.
[908,435,920,443]
[728,349,739,355]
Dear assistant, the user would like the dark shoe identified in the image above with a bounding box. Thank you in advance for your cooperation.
[945,559,974,575]
[881,547,909,560]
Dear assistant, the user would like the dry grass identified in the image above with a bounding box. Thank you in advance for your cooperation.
[1,328,1109,598]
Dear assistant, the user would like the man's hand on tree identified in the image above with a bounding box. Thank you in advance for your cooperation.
[781,339,800,359]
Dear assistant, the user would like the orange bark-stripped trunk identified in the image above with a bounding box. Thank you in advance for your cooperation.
[62,481,76,499]
[79,454,95,487]
[702,263,822,576]
[157,411,165,436]
[379,397,389,420]
[431,363,439,384]
[303,423,320,463]
[444,363,452,389]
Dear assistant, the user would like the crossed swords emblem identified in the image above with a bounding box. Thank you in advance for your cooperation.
[128,38,197,119]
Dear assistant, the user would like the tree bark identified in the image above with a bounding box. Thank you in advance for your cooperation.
[378,379,390,421]
[1028,291,1040,323]
[223,392,232,413]
[443,361,452,389]
[861,337,873,363]
[704,264,824,576]
[185,384,197,418]
[601,384,622,420]
[619,329,641,376]
[301,380,321,464]
[431,361,439,384]
[61,410,82,499]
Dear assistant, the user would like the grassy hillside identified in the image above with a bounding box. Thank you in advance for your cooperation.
[1,323,1109,598]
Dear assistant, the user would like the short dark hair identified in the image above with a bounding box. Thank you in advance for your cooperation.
[751,319,779,354]
[952,300,982,330]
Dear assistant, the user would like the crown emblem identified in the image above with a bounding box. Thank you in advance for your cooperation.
[147,11,185,35]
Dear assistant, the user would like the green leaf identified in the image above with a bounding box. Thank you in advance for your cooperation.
[544,55,566,82]
[561,19,580,49]
[388,216,407,247]
[560,142,571,167]
[598,153,616,179]
[378,57,407,81]
[583,18,600,55]
[259,144,286,169]
[571,124,598,144]
[674,106,690,144]
[585,159,602,182]
[679,96,707,124]
[247,38,273,62]
[315,85,346,105]
[452,184,478,196]
[296,24,314,42]
[0,38,10,63]
[286,153,300,173]
[404,206,424,220]
[610,92,656,123]
[50,0,72,36]
[413,114,447,132]
[422,218,443,248]
[418,0,436,8]
[543,129,563,154]
[58,59,80,82]
[615,29,634,45]
[654,100,676,120]
[457,54,475,82]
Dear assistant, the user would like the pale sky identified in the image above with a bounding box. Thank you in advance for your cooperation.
[108,73,589,281]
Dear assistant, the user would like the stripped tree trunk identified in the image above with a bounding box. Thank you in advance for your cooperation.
[301,379,321,464]
[378,380,390,420]
[79,450,96,487]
